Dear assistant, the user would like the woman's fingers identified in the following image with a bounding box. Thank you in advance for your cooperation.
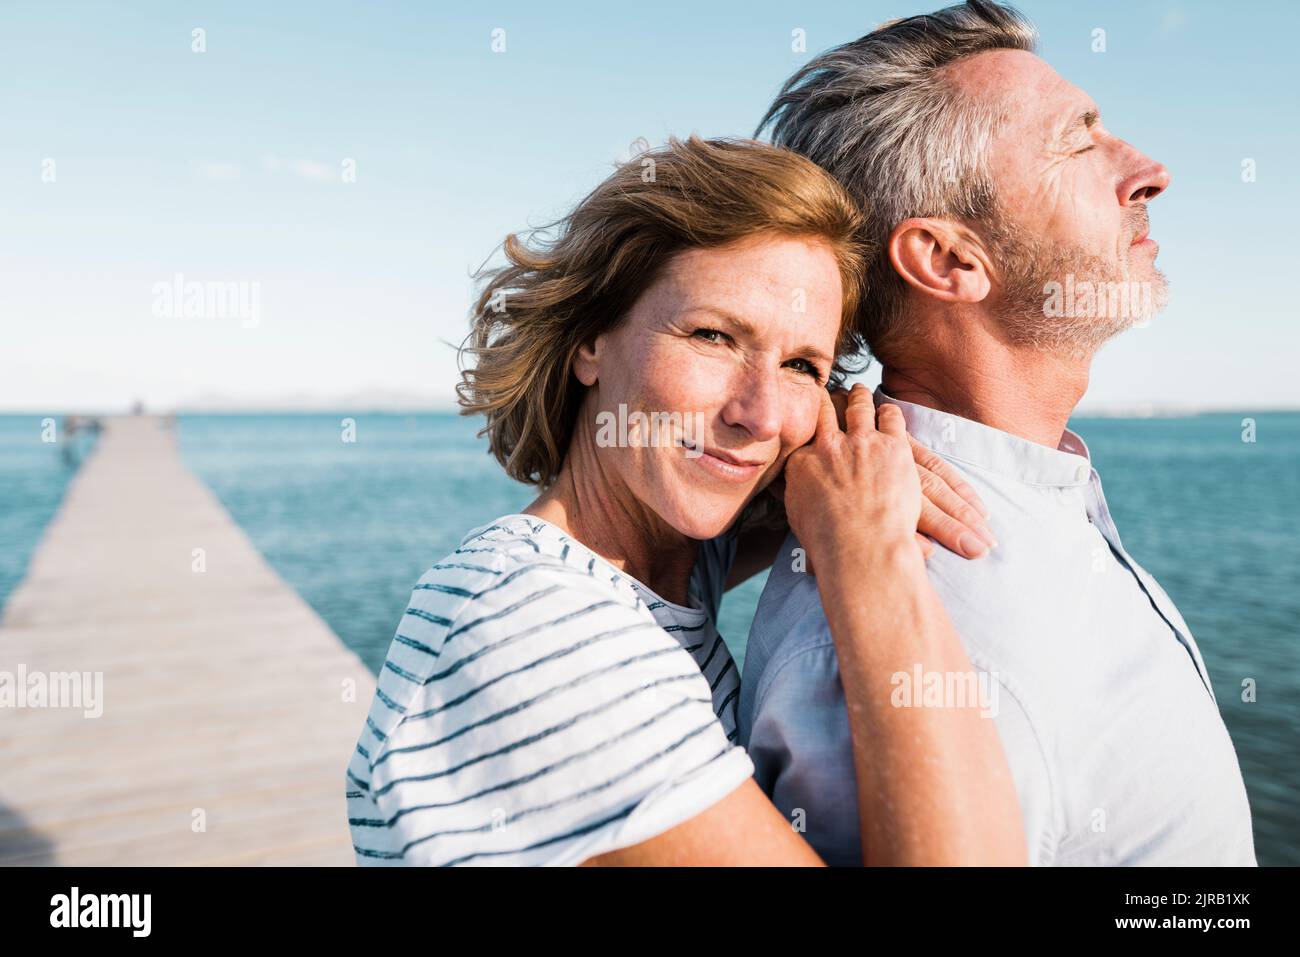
[914,462,996,545]
[918,496,994,559]
[876,401,906,439]
[885,399,993,555]
[915,532,935,560]
[828,388,851,431]
[842,383,877,435]
[907,433,990,520]
[813,386,842,443]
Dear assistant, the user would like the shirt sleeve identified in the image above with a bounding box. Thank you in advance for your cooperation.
[365,558,753,866]
[747,637,866,865]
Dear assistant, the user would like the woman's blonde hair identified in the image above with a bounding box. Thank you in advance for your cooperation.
[457,135,868,487]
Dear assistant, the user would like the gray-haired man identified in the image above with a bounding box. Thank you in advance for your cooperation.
[739,0,1256,865]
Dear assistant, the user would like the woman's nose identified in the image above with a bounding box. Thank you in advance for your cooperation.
[719,367,782,443]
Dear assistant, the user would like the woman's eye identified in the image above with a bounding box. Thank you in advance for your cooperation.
[692,328,728,343]
[1074,145,1096,156]
[784,358,822,380]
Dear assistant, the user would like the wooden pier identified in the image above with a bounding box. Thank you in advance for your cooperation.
[0,416,376,865]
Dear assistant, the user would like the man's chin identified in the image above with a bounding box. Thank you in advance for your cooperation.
[1128,267,1170,327]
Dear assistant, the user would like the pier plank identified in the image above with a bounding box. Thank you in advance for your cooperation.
[0,416,376,866]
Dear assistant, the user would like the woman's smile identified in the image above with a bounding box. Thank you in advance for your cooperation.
[692,445,769,483]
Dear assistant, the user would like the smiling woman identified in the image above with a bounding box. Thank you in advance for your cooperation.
[458,135,870,490]
[344,135,1020,867]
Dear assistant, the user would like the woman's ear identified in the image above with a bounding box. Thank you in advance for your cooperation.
[572,335,602,387]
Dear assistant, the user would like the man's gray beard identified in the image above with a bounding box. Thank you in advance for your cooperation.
[990,227,1170,361]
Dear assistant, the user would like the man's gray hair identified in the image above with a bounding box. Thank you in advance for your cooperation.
[757,0,1037,364]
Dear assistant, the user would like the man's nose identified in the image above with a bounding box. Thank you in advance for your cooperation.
[721,366,782,443]
[1117,143,1171,206]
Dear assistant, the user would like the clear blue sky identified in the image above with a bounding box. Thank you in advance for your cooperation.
[3,0,1297,412]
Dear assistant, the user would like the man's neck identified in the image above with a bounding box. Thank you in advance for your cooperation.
[881,344,1092,449]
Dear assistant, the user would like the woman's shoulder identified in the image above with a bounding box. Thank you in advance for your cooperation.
[455,513,628,580]
[446,512,653,620]
[359,513,751,866]
[382,514,662,690]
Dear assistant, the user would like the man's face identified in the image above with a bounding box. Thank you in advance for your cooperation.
[951,50,1172,355]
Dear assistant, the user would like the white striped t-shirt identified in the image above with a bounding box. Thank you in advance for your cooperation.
[346,513,753,866]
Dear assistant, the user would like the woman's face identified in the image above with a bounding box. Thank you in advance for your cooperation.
[572,233,844,541]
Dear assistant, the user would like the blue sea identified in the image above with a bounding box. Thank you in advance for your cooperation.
[0,416,97,604]
[2,411,1297,865]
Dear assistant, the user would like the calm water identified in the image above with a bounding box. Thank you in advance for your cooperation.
[2,411,1296,864]
[170,413,773,677]
[0,416,96,606]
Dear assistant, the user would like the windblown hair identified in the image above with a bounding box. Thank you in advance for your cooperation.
[757,0,1038,364]
[457,135,868,487]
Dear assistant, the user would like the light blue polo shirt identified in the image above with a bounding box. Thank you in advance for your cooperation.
[739,387,1256,866]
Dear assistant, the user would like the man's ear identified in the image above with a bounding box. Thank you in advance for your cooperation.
[888,218,992,305]
[572,335,602,387]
